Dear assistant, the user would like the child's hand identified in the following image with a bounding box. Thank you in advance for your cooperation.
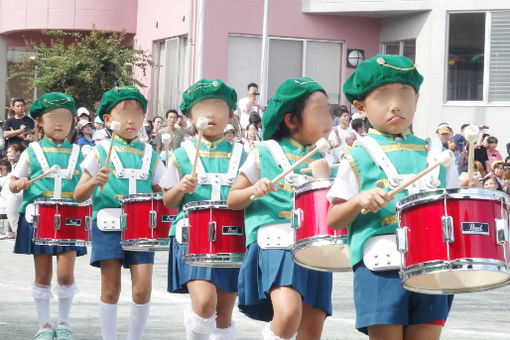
[459,173,483,187]
[95,167,111,187]
[356,188,393,213]
[309,159,331,179]
[178,175,198,194]
[251,178,276,199]
[16,177,30,190]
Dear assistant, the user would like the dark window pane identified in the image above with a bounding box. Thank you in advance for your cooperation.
[447,13,485,101]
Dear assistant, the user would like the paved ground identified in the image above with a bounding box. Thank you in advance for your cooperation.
[0,239,509,339]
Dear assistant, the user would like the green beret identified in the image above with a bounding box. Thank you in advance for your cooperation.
[262,77,325,140]
[343,54,424,103]
[179,79,237,116]
[29,92,76,119]
[96,85,148,120]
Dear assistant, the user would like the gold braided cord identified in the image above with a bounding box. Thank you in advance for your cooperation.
[294,80,318,85]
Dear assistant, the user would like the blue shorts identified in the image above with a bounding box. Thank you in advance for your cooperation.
[14,214,87,256]
[90,220,154,268]
[353,262,454,334]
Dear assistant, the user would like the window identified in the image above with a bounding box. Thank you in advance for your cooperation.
[152,36,187,118]
[227,35,343,104]
[381,40,416,62]
[446,11,510,103]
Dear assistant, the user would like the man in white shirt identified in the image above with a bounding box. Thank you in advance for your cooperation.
[236,83,265,132]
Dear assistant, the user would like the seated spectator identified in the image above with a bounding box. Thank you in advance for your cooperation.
[501,169,510,195]
[76,120,95,148]
[486,136,502,169]
[6,144,22,169]
[342,132,357,155]
[483,173,503,191]
[492,160,505,188]
[92,116,109,142]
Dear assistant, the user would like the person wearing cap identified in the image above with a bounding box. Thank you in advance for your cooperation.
[74,85,166,340]
[10,92,86,340]
[436,122,453,149]
[224,123,236,143]
[92,115,109,142]
[3,98,35,148]
[491,160,505,188]
[160,79,247,340]
[154,109,184,154]
[452,134,468,173]
[327,55,462,339]
[76,119,95,148]
[227,77,334,340]
[76,107,90,121]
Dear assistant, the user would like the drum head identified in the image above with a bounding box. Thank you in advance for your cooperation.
[292,237,351,272]
[34,197,89,207]
[184,200,227,212]
[294,178,334,196]
[120,193,157,204]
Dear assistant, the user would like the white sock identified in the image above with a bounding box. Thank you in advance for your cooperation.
[210,320,237,340]
[54,283,78,325]
[32,283,53,328]
[183,305,216,340]
[99,300,117,340]
[127,301,151,340]
[263,322,297,340]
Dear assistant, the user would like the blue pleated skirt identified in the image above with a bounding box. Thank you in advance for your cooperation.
[237,242,333,322]
[167,236,240,293]
[14,214,87,256]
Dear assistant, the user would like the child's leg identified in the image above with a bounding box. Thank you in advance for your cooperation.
[184,280,218,339]
[99,259,122,340]
[296,302,326,340]
[33,254,53,328]
[54,250,78,326]
[367,325,403,340]
[404,324,442,340]
[127,263,153,340]
[209,287,237,340]
[267,286,302,339]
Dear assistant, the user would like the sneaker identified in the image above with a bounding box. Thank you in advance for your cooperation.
[54,323,73,340]
[0,233,8,240]
[6,231,15,239]
[34,324,54,340]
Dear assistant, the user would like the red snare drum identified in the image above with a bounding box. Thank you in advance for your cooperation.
[396,188,510,294]
[120,193,177,251]
[183,201,245,267]
[33,198,91,246]
[291,179,350,272]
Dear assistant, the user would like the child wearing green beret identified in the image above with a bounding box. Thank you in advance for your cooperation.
[74,86,166,340]
[227,77,334,340]
[326,55,461,339]
[160,79,247,339]
[10,92,86,340]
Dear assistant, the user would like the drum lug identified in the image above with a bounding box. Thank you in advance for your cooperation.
[209,221,217,242]
[442,215,454,243]
[149,210,157,229]
[495,218,508,245]
[120,214,127,230]
[54,214,61,231]
[182,224,189,245]
[84,216,91,231]
[396,227,408,253]
[291,208,302,230]
[33,215,39,228]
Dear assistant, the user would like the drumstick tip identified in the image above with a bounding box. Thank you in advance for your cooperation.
[315,138,330,153]
[162,133,172,145]
[110,121,121,132]
[196,117,209,130]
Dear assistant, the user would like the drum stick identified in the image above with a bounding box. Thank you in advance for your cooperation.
[464,125,480,183]
[300,163,340,174]
[161,133,172,168]
[250,138,330,200]
[191,117,209,178]
[27,165,60,185]
[100,121,121,194]
[360,150,455,214]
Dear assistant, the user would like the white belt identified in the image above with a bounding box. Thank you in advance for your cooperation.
[363,234,401,271]
[257,223,293,250]
[97,208,122,232]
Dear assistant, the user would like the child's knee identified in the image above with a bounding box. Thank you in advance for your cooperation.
[132,285,151,304]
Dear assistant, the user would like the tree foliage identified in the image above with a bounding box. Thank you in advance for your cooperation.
[9,30,153,110]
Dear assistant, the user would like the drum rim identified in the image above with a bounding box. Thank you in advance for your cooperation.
[120,193,162,203]
[184,200,228,211]
[294,178,334,196]
[34,197,91,206]
[396,187,510,212]
[400,258,510,294]
[183,253,244,268]
[292,236,350,272]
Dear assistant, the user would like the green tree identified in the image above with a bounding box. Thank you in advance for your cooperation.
[9,30,153,110]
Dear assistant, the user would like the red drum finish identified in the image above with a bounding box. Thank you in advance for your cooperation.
[184,201,245,268]
[397,188,510,294]
[121,193,177,251]
[292,179,351,272]
[33,198,91,246]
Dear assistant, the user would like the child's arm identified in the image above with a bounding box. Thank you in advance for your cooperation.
[73,168,110,203]
[226,173,275,210]
[9,176,30,193]
[327,188,392,230]
[162,175,198,209]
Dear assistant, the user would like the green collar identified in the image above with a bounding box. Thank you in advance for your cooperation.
[368,128,412,141]
[283,137,315,153]
[196,136,226,150]
[113,134,141,147]
[43,135,70,148]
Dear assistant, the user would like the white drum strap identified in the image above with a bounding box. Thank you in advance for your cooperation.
[30,142,80,198]
[99,141,152,194]
[424,137,443,189]
[181,141,243,201]
[261,140,308,187]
